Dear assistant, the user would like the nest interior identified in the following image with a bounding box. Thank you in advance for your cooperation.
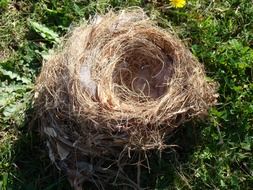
[113,39,174,100]
[34,8,218,190]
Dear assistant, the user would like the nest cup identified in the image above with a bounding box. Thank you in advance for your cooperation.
[35,9,218,190]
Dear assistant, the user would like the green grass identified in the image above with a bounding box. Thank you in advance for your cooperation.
[0,0,253,189]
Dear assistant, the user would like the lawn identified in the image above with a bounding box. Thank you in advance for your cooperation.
[0,0,253,189]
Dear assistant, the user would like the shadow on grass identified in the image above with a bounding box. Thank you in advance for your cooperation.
[10,110,202,190]
[8,108,70,190]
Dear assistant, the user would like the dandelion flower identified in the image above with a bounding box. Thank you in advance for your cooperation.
[170,0,186,8]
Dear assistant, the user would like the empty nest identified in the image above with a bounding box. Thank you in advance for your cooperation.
[34,8,218,190]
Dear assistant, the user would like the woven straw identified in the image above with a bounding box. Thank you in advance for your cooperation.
[34,8,218,190]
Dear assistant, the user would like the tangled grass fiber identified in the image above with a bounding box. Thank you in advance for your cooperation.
[34,8,218,190]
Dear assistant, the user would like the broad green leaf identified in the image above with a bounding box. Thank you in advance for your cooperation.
[30,21,60,44]
[0,67,31,84]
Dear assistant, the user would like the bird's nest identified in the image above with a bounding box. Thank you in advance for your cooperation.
[34,8,218,190]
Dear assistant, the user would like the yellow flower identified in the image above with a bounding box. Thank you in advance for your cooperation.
[170,0,186,8]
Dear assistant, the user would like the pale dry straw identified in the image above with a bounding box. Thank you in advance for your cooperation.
[34,8,218,190]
